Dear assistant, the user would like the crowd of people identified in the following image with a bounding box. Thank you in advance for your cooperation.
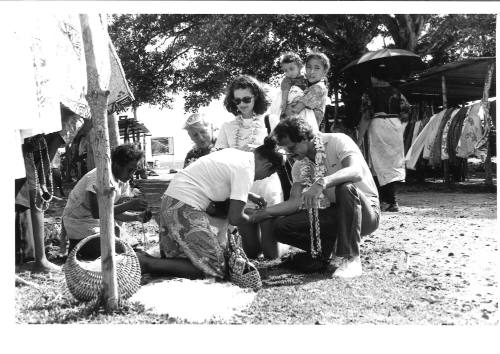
[22,49,411,285]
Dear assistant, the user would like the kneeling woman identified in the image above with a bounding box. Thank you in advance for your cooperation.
[137,137,283,279]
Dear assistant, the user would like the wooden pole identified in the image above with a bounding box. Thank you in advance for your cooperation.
[107,111,120,149]
[85,133,95,171]
[441,76,450,184]
[481,62,495,186]
[441,75,448,109]
[80,13,118,311]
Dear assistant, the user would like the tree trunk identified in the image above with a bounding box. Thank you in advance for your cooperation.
[107,111,120,149]
[85,132,95,171]
[384,14,428,51]
[80,13,118,311]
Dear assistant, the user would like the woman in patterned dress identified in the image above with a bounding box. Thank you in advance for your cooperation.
[136,139,284,279]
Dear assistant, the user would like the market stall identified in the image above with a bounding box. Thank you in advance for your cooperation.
[400,57,496,185]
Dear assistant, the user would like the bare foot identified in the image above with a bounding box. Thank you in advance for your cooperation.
[22,260,61,273]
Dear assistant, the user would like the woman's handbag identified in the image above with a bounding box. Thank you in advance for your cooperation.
[226,230,262,291]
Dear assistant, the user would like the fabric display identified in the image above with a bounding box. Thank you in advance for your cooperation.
[405,100,494,174]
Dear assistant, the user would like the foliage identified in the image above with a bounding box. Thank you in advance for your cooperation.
[415,14,496,67]
[108,14,496,114]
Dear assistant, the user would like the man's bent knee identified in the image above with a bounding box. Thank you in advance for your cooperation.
[335,182,357,201]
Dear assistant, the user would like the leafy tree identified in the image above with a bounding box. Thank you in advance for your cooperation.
[109,14,382,112]
[415,14,496,67]
[109,13,495,122]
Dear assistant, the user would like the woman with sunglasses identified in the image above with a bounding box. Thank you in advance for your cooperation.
[214,75,287,259]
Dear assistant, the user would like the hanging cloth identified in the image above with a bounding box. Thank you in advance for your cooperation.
[456,102,488,159]
[428,108,457,167]
[405,110,446,170]
[447,106,470,166]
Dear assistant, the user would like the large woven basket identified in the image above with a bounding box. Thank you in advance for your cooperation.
[64,234,141,302]
[227,231,262,291]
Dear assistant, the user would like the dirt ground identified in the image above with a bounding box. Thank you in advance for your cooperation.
[15,180,498,325]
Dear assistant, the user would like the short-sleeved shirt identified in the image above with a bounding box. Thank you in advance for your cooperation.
[62,168,132,239]
[281,75,308,92]
[292,133,379,206]
[166,148,255,210]
[297,81,328,125]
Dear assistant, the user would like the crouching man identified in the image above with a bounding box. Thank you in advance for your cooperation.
[249,117,380,277]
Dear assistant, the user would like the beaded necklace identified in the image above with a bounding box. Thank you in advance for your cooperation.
[299,134,329,258]
[29,136,54,212]
[233,114,262,149]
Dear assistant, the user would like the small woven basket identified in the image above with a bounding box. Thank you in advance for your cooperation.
[227,231,262,291]
[64,234,141,302]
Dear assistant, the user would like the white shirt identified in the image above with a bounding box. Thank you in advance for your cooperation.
[165,148,255,210]
[213,113,283,206]
[292,133,379,206]
[214,114,268,149]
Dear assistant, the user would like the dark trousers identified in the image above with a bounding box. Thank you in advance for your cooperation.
[374,177,397,205]
[273,183,380,259]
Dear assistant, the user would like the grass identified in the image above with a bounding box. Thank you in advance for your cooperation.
[15,183,498,325]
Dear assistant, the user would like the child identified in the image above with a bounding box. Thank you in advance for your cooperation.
[279,52,308,120]
[287,50,330,131]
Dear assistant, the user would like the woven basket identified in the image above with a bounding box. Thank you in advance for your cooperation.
[64,234,141,302]
[227,231,262,291]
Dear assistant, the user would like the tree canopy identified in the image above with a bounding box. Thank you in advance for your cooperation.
[108,13,495,116]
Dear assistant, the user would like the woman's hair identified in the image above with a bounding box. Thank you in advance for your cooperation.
[306,50,331,73]
[111,144,144,167]
[223,75,270,116]
[280,52,303,68]
[273,117,315,143]
[254,136,283,171]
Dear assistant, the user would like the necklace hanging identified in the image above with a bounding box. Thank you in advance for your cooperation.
[234,114,260,149]
[30,136,54,212]
[299,134,328,258]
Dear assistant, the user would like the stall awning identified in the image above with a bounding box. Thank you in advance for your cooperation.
[400,57,496,105]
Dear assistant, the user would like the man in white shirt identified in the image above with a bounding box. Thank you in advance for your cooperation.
[250,118,380,277]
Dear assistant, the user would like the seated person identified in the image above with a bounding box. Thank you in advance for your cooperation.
[62,144,151,259]
[136,137,283,280]
[249,118,380,277]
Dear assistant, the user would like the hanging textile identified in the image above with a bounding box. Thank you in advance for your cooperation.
[403,120,415,154]
[428,108,457,167]
[456,102,488,159]
[56,14,91,119]
[447,106,470,165]
[422,109,449,160]
[108,39,135,113]
[405,110,446,170]
[4,14,62,135]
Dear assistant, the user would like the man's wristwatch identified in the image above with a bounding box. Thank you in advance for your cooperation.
[314,177,326,190]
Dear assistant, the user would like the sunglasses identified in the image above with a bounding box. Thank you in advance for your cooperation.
[233,96,254,105]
